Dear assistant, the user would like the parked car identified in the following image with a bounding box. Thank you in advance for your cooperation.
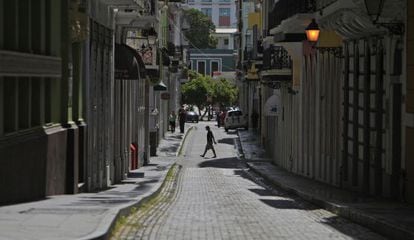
[224,109,248,132]
[186,111,199,123]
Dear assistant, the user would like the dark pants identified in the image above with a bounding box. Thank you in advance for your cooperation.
[169,121,175,132]
[179,120,185,133]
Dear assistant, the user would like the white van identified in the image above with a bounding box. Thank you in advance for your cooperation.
[224,109,248,132]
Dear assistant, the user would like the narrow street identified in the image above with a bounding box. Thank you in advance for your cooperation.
[112,122,385,240]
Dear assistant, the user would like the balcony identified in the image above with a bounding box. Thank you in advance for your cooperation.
[268,0,316,31]
[261,46,292,82]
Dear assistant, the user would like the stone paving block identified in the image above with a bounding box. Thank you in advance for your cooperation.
[116,123,386,240]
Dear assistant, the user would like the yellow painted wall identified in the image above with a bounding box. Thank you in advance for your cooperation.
[317,31,342,48]
[248,12,262,30]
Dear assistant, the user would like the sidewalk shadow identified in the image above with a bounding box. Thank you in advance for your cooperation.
[217,138,236,145]
[165,135,183,140]
[127,172,145,178]
[65,178,161,207]
[157,143,180,154]
[225,131,238,135]
[259,199,311,210]
[318,216,386,239]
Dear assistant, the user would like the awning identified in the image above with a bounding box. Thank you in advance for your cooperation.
[153,80,167,91]
[115,44,146,80]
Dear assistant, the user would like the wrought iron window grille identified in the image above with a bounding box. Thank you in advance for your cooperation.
[373,22,404,35]
[315,46,344,58]
[263,46,292,70]
[261,81,281,89]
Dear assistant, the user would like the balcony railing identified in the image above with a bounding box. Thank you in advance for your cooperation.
[268,0,316,30]
[262,46,292,70]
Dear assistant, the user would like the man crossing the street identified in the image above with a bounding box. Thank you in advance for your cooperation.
[200,126,217,158]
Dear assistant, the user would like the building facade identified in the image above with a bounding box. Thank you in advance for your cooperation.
[0,0,186,205]
[187,0,237,29]
[240,0,412,203]
[189,49,236,77]
[186,0,238,77]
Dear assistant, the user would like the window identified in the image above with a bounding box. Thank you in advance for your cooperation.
[201,0,212,2]
[1,1,56,137]
[197,61,206,75]
[224,38,229,45]
[201,8,212,20]
[219,8,230,26]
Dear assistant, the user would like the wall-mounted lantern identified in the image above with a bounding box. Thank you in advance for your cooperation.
[305,19,320,42]
[364,0,384,22]
[363,0,404,35]
[305,19,343,58]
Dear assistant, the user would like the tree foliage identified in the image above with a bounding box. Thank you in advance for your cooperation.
[181,71,238,113]
[211,78,238,106]
[183,9,217,49]
[181,72,213,111]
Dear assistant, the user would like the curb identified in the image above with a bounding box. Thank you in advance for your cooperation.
[87,126,194,240]
[237,131,414,240]
[245,163,414,240]
[176,126,194,157]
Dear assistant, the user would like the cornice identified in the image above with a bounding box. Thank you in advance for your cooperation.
[318,0,405,39]
[319,9,384,39]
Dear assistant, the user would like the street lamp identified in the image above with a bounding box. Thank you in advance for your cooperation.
[305,19,320,42]
[364,0,384,22]
[305,19,343,58]
[363,0,404,35]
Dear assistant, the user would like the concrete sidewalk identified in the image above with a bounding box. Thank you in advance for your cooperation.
[238,130,414,240]
[0,126,193,240]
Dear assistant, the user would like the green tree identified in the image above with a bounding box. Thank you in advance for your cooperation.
[182,71,239,119]
[181,71,214,116]
[212,78,239,106]
[183,9,217,49]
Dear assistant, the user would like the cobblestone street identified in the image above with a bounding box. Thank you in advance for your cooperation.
[112,123,386,240]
